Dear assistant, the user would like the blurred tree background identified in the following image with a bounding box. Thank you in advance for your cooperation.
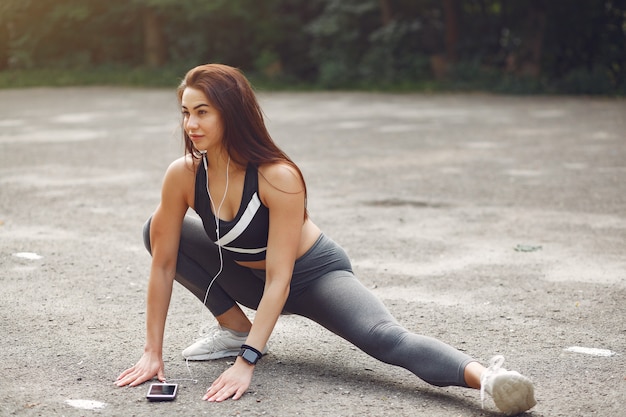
[0,0,624,94]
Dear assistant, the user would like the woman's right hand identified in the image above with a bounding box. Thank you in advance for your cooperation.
[115,157,191,389]
[115,350,165,387]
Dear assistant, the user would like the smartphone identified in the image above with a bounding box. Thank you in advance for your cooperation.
[146,383,178,401]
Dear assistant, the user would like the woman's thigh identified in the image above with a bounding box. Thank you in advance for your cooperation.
[285,270,398,350]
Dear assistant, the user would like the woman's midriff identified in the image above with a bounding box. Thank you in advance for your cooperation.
[236,219,321,270]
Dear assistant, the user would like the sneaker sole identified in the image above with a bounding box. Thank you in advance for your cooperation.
[183,347,269,361]
[491,372,537,416]
[183,348,241,361]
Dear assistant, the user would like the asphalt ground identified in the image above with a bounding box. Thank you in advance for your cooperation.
[0,87,624,416]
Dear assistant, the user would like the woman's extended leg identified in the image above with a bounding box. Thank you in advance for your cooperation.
[272,234,473,387]
[285,269,473,387]
[281,235,536,414]
[204,268,531,414]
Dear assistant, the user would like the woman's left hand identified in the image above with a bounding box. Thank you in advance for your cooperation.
[203,360,254,402]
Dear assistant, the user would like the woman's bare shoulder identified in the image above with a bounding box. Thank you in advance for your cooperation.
[164,154,198,179]
[258,162,304,194]
[160,154,199,207]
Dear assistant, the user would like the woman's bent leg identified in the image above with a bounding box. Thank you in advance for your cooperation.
[143,215,265,316]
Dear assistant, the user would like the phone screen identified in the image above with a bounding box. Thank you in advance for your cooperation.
[146,383,178,401]
[149,384,176,395]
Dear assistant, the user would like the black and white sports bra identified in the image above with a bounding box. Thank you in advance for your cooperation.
[194,160,270,262]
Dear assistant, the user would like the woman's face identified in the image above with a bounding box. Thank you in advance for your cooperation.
[181,87,224,152]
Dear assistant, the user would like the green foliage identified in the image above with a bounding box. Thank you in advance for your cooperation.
[0,0,624,94]
[555,67,618,95]
[0,0,141,69]
[306,0,432,88]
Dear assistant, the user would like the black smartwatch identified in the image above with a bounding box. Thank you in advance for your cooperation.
[238,344,263,365]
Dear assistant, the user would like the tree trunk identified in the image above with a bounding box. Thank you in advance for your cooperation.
[143,8,167,68]
[379,0,392,26]
[520,1,546,77]
[0,22,9,70]
[442,0,459,63]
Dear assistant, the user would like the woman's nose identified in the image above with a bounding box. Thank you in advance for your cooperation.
[186,115,199,130]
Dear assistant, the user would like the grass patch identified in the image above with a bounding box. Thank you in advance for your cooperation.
[1,66,623,95]
[0,67,187,89]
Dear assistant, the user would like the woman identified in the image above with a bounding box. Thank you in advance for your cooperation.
[116,64,536,415]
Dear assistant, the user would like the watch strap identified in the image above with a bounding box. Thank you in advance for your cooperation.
[239,344,263,364]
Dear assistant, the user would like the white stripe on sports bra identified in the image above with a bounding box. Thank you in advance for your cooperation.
[214,192,267,254]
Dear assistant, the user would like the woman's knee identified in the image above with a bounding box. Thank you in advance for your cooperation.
[143,216,153,255]
[363,321,407,358]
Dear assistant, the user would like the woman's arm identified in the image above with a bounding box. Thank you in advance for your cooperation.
[204,162,306,401]
[116,157,193,387]
[245,163,306,348]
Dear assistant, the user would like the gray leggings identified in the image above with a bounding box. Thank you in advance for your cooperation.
[143,216,474,387]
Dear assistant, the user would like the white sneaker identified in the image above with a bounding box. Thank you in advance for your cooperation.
[480,355,537,416]
[182,325,268,361]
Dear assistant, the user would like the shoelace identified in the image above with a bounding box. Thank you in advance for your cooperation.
[480,355,505,408]
[197,324,223,340]
[198,324,216,336]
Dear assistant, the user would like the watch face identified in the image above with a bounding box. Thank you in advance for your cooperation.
[241,348,260,364]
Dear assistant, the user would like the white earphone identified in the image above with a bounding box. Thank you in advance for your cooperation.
[200,151,230,318]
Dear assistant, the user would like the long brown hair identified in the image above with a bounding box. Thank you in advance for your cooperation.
[177,63,307,217]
